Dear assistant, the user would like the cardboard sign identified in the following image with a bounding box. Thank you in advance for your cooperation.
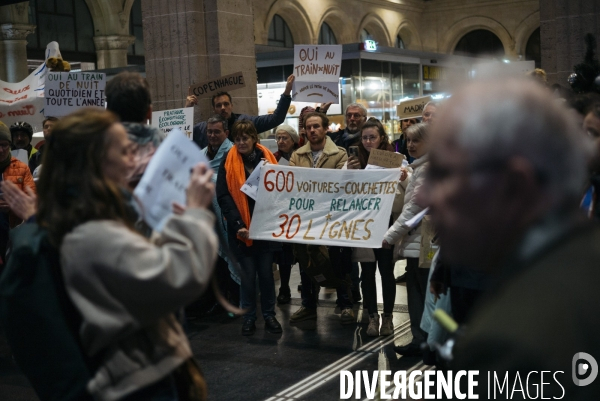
[133,129,209,230]
[188,71,246,98]
[292,45,342,103]
[396,95,432,120]
[44,72,106,116]
[368,149,405,168]
[152,107,193,138]
[249,164,401,247]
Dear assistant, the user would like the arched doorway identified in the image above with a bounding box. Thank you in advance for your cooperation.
[454,29,504,58]
[526,28,541,69]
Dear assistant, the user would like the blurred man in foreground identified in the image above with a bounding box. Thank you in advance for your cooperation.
[424,79,600,398]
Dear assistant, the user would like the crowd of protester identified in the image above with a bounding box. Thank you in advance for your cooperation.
[0,64,600,400]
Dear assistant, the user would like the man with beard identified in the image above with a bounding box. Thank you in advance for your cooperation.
[187,75,294,149]
[288,112,353,325]
[328,103,368,150]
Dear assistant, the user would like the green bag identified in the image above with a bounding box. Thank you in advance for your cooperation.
[0,224,95,401]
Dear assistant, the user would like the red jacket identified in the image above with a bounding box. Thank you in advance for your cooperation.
[3,157,36,228]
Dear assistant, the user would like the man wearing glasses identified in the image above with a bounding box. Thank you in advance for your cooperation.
[328,103,368,303]
[328,103,368,151]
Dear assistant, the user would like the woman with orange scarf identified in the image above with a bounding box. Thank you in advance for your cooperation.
[217,120,282,336]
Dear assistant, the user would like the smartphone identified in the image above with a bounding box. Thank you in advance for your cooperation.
[349,146,359,158]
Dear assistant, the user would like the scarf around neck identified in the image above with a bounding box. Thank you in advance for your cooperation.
[224,143,277,246]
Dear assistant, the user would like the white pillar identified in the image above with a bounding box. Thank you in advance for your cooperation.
[93,35,135,69]
[0,23,35,82]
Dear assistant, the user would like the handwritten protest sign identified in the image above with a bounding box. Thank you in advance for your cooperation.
[368,149,405,168]
[44,72,106,116]
[188,71,245,99]
[249,165,401,247]
[397,95,431,120]
[292,45,342,103]
[152,107,193,138]
[134,129,209,230]
[0,61,46,132]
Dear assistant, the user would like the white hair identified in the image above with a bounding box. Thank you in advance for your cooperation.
[345,103,367,117]
[448,79,589,207]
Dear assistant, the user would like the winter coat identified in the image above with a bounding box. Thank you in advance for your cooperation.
[289,136,347,169]
[4,157,36,228]
[383,154,428,260]
[60,209,218,401]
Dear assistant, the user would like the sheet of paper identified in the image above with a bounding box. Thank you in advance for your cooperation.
[405,207,430,229]
[278,157,290,166]
[133,129,209,230]
[240,160,268,200]
[13,149,28,165]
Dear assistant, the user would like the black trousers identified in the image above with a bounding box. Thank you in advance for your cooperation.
[405,257,430,344]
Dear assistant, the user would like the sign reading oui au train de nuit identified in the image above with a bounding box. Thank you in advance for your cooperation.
[249,165,401,247]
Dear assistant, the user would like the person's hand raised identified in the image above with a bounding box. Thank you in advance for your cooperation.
[185,95,198,107]
[284,75,295,96]
[0,181,36,220]
[186,163,214,209]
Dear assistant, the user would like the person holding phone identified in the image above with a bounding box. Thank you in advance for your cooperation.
[346,118,397,336]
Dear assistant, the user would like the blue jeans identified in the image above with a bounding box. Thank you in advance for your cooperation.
[239,252,276,321]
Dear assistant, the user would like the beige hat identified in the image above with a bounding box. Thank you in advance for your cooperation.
[0,122,11,143]
[275,124,299,144]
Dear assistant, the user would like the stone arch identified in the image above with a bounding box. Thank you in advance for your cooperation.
[440,16,515,57]
[316,7,353,44]
[83,0,135,35]
[514,11,540,56]
[357,13,392,47]
[395,20,422,50]
[263,0,313,45]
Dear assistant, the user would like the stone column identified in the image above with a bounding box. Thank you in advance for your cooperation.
[540,1,600,87]
[142,0,257,120]
[0,23,35,83]
[94,35,135,70]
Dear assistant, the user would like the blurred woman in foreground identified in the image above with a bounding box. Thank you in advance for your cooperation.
[37,108,218,401]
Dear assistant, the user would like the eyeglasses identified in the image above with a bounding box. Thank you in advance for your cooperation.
[276,136,290,142]
[0,143,10,149]
[206,130,224,136]
[361,136,379,142]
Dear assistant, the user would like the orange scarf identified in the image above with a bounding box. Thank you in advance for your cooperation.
[225,143,277,246]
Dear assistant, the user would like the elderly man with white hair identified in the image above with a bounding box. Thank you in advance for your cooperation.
[423,79,600,397]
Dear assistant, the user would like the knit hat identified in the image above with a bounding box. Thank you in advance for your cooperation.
[275,124,299,144]
[0,122,11,143]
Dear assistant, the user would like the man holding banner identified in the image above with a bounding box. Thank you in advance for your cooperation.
[187,75,294,149]
[288,112,355,324]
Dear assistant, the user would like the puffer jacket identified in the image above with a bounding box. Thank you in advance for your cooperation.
[4,157,36,228]
[383,154,428,260]
[289,136,347,169]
